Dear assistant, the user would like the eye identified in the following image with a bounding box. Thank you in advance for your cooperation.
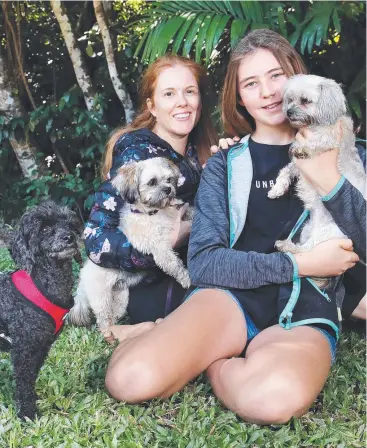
[271,72,284,80]
[164,91,174,97]
[244,81,257,89]
[148,178,157,186]
[301,97,311,105]
[167,177,173,184]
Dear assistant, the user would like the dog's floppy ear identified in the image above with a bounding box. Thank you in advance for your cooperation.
[11,217,36,273]
[317,79,347,125]
[111,162,140,204]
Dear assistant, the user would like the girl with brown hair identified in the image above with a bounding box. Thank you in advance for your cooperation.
[81,54,218,327]
[105,30,365,424]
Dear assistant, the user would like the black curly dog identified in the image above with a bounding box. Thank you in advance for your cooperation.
[0,201,82,419]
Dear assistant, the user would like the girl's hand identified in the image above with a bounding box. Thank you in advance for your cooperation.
[295,238,359,278]
[210,136,240,155]
[170,203,192,248]
[294,124,342,196]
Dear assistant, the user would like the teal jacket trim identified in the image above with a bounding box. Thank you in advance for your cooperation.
[321,175,346,202]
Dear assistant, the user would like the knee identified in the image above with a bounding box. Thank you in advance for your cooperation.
[237,376,311,424]
[105,359,165,403]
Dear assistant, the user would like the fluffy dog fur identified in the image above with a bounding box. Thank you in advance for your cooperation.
[268,74,366,285]
[0,201,81,419]
[69,157,192,337]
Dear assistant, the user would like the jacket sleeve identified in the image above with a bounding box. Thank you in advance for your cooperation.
[321,145,366,261]
[84,144,157,271]
[187,152,296,289]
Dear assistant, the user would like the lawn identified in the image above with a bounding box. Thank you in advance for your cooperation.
[0,248,365,448]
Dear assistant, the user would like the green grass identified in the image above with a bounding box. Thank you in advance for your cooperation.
[0,248,365,448]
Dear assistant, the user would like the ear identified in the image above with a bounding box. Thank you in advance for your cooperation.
[111,162,140,204]
[166,159,181,180]
[147,98,156,117]
[11,220,35,273]
[69,210,83,235]
[317,80,347,125]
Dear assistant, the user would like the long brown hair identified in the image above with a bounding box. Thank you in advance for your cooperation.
[101,54,217,180]
[221,29,308,137]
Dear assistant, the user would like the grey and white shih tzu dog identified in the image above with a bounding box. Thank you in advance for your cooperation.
[268,74,365,285]
[69,157,192,338]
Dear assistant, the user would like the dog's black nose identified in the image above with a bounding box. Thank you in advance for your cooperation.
[287,109,295,118]
[163,187,172,195]
[63,234,75,244]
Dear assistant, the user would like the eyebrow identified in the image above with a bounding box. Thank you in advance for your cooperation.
[161,85,198,91]
[239,67,283,85]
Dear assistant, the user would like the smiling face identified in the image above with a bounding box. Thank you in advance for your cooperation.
[147,65,202,142]
[237,48,290,130]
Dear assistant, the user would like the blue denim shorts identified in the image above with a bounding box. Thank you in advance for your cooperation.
[185,287,337,364]
[242,306,337,364]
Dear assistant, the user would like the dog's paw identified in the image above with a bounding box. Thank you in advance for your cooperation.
[291,147,311,159]
[268,186,283,199]
[275,239,295,253]
[178,273,191,289]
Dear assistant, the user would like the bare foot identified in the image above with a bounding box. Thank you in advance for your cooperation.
[109,322,156,343]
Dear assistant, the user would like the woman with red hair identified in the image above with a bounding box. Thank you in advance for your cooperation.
[82,55,218,330]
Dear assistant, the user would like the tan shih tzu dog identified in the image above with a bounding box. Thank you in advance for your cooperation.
[69,157,192,338]
[268,74,365,285]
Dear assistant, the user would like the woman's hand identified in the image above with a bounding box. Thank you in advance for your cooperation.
[170,203,192,248]
[294,124,342,196]
[295,238,359,278]
[210,136,240,155]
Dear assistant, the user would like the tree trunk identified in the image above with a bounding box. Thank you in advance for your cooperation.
[93,0,135,123]
[50,0,95,111]
[0,52,39,179]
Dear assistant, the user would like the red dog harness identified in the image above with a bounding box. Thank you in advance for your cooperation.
[11,270,69,334]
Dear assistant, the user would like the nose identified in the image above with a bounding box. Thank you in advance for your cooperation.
[287,109,295,118]
[260,79,275,98]
[176,91,187,106]
[62,233,75,244]
[163,186,172,195]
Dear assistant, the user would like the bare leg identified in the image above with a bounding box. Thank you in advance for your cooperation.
[105,289,247,403]
[351,295,366,320]
[207,325,332,425]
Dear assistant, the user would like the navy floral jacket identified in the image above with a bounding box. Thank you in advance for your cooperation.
[84,128,202,280]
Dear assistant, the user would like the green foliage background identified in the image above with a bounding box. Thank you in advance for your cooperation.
[0,0,365,222]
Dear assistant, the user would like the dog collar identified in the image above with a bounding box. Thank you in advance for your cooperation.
[130,208,159,216]
[10,270,70,334]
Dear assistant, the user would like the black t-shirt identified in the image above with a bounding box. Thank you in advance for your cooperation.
[233,138,304,326]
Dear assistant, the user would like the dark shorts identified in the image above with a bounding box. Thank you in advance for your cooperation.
[128,276,186,324]
[185,287,337,364]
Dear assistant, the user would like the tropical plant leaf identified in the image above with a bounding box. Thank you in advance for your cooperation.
[133,28,150,58]
[171,13,196,54]
[183,13,206,56]
[155,15,186,58]
[205,14,230,61]
[348,94,362,119]
[277,6,287,37]
[195,13,214,63]
[230,19,250,49]
[223,0,244,19]
[348,67,366,95]
[332,8,341,33]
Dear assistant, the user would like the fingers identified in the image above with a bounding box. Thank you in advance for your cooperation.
[338,238,354,251]
[210,136,241,155]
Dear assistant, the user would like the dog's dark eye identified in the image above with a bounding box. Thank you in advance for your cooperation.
[301,97,311,105]
[167,177,173,184]
[148,178,157,187]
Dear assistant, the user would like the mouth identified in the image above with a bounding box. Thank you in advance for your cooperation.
[262,101,282,111]
[173,112,191,120]
[51,246,78,258]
